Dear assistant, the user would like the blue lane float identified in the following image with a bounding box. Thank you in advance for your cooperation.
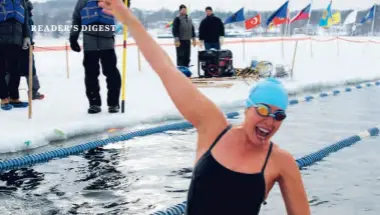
[288,80,380,105]
[4,78,379,172]
[0,112,239,172]
[0,79,379,213]
[150,124,380,215]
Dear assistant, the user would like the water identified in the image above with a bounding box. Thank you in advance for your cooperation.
[3,36,380,153]
[0,86,379,214]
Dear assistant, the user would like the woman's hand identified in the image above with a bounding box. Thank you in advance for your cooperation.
[98,0,128,22]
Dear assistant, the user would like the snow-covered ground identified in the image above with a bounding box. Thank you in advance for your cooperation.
[1,35,379,154]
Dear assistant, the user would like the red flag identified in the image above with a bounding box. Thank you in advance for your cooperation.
[290,4,311,24]
[245,14,261,29]
[272,17,288,26]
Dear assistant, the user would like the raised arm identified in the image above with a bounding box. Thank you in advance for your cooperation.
[99,0,229,152]
[278,151,311,215]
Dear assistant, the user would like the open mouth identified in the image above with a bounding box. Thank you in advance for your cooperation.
[255,126,271,139]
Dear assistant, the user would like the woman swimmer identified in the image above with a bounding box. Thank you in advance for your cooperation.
[98,0,311,214]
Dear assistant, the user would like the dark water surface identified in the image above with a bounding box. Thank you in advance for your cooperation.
[0,87,380,215]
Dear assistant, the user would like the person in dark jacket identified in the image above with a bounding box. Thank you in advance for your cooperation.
[198,6,225,50]
[11,0,44,100]
[0,0,31,111]
[70,0,125,114]
[172,4,196,67]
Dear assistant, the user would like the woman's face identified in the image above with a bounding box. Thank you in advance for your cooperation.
[243,104,285,146]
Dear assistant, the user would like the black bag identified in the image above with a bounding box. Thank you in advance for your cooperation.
[197,49,234,78]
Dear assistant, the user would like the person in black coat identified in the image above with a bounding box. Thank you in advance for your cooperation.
[198,6,225,50]
[0,0,31,111]
[17,0,44,100]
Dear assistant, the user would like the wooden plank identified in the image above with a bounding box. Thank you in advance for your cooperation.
[196,83,234,88]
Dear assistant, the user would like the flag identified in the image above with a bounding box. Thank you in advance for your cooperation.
[290,4,311,24]
[343,10,358,25]
[319,1,332,27]
[272,17,288,25]
[266,1,289,26]
[360,5,375,24]
[224,8,245,24]
[245,14,261,29]
[331,11,341,25]
[165,20,173,28]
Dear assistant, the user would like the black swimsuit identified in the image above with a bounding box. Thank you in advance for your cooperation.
[185,124,274,215]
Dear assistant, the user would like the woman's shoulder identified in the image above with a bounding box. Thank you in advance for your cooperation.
[270,143,298,169]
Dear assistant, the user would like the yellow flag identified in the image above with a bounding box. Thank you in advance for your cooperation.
[332,12,341,25]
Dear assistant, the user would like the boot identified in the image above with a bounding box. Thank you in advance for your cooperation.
[9,99,28,108]
[32,92,45,100]
[108,105,120,113]
[1,99,12,111]
[88,105,101,114]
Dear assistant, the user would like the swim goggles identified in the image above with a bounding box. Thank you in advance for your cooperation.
[253,103,286,121]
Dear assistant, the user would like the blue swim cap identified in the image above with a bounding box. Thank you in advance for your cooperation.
[245,77,288,110]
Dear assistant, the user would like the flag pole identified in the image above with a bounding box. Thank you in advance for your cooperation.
[308,0,313,58]
[371,4,376,36]
[306,0,313,31]
[287,0,292,37]
[243,6,246,63]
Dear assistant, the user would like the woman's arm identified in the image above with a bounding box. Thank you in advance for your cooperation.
[278,151,311,215]
[99,0,229,151]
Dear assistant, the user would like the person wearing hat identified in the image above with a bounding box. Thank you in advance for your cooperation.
[96,1,311,214]
[198,6,225,50]
[69,0,128,114]
[171,4,196,67]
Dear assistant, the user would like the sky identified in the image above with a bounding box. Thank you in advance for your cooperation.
[34,0,378,12]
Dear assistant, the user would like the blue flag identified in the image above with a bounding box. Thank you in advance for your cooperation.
[224,8,245,24]
[319,1,332,27]
[360,5,376,24]
[266,1,289,26]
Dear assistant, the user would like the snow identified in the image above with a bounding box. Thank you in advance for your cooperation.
[1,35,380,154]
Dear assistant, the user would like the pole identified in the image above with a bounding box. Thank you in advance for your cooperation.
[291,40,298,80]
[371,4,376,36]
[121,0,130,113]
[65,42,70,79]
[306,0,313,32]
[281,31,285,59]
[336,36,339,56]
[243,22,246,63]
[28,45,33,119]
[307,0,313,57]
[137,48,141,72]
[286,0,291,36]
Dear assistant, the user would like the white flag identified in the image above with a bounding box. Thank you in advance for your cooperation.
[343,10,358,25]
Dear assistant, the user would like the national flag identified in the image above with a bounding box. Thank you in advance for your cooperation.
[245,14,261,29]
[224,7,245,24]
[331,11,341,25]
[360,5,375,24]
[343,10,358,25]
[319,1,332,27]
[290,4,311,24]
[272,17,288,26]
[266,1,289,26]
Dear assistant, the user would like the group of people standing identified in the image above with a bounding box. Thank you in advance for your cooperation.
[172,4,226,67]
[0,0,44,111]
[1,1,222,114]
